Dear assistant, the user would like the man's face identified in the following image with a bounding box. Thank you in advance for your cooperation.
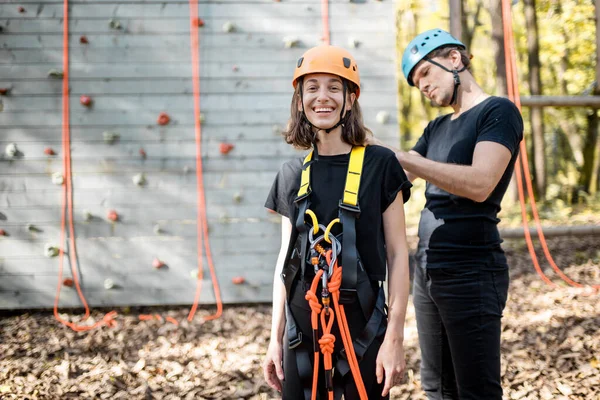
[411,51,461,107]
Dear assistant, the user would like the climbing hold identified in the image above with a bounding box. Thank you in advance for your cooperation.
[233,192,243,203]
[139,148,147,159]
[198,113,205,124]
[348,37,360,48]
[80,95,93,107]
[195,18,205,27]
[107,210,119,222]
[0,87,12,96]
[103,131,120,144]
[283,36,300,48]
[182,166,191,174]
[5,143,19,158]
[52,172,64,185]
[83,209,93,221]
[63,278,74,287]
[190,269,199,279]
[219,142,235,155]
[152,258,166,269]
[132,173,146,187]
[222,21,235,33]
[232,65,239,72]
[157,112,170,126]
[18,6,26,13]
[376,111,390,124]
[44,147,56,156]
[0,229,7,236]
[272,124,284,135]
[153,224,161,234]
[47,69,64,78]
[27,224,41,233]
[103,278,115,290]
[79,36,89,44]
[232,276,246,285]
[44,244,60,258]
[108,19,122,30]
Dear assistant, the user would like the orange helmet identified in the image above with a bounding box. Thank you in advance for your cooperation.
[292,45,361,98]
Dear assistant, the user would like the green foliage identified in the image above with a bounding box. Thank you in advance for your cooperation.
[395,0,599,210]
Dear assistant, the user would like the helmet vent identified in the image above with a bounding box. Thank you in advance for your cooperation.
[410,45,418,54]
[343,57,351,68]
[297,57,304,68]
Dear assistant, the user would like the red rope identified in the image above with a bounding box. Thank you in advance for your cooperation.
[501,0,599,290]
[187,0,223,321]
[321,0,330,45]
[54,0,118,332]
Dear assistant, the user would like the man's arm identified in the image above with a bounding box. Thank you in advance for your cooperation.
[397,141,512,202]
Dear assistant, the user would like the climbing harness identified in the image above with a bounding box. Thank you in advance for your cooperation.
[282,146,386,400]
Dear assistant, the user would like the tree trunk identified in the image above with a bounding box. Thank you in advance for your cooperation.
[578,110,599,195]
[488,0,507,97]
[524,0,546,200]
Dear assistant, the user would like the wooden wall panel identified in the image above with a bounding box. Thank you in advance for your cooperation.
[0,0,399,309]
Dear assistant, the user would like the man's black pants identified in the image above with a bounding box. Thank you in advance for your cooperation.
[413,262,509,400]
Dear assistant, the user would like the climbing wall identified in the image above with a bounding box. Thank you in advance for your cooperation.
[0,0,399,309]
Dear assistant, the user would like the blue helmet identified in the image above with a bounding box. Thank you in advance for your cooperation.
[402,29,466,86]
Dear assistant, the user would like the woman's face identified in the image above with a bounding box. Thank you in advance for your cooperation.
[298,73,355,130]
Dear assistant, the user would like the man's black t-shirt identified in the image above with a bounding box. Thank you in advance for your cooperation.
[412,96,524,269]
[265,145,412,281]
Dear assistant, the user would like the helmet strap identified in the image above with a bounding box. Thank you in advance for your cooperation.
[423,57,467,106]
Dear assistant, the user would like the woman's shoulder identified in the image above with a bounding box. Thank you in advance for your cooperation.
[364,144,396,161]
[277,155,305,180]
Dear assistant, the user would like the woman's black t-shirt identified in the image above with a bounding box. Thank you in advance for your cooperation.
[265,145,411,281]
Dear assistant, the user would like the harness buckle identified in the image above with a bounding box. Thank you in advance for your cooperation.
[338,288,357,304]
[288,331,303,349]
[338,201,361,217]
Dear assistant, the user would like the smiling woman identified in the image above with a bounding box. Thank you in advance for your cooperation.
[262,44,413,400]
[283,45,370,150]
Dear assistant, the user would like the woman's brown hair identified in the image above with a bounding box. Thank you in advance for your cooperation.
[282,79,372,150]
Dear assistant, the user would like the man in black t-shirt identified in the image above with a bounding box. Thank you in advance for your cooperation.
[370,29,523,399]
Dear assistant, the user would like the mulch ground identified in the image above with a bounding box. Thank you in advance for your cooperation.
[1,236,598,399]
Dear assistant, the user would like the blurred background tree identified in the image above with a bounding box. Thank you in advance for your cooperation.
[395,0,599,228]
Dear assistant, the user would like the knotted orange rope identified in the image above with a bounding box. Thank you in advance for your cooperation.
[305,249,368,400]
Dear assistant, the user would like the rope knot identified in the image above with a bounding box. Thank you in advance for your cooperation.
[305,291,322,314]
[318,333,335,355]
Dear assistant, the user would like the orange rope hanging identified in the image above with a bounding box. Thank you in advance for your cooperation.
[501,0,599,290]
[304,249,368,400]
[321,0,330,45]
[187,0,223,321]
[54,0,117,331]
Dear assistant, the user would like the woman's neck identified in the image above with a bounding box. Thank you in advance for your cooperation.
[315,127,352,155]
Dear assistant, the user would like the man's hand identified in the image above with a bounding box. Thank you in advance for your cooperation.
[364,133,382,147]
[263,340,284,392]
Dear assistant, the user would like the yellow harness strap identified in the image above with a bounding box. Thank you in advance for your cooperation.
[297,146,365,205]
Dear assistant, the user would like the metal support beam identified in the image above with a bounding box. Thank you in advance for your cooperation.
[519,96,600,108]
